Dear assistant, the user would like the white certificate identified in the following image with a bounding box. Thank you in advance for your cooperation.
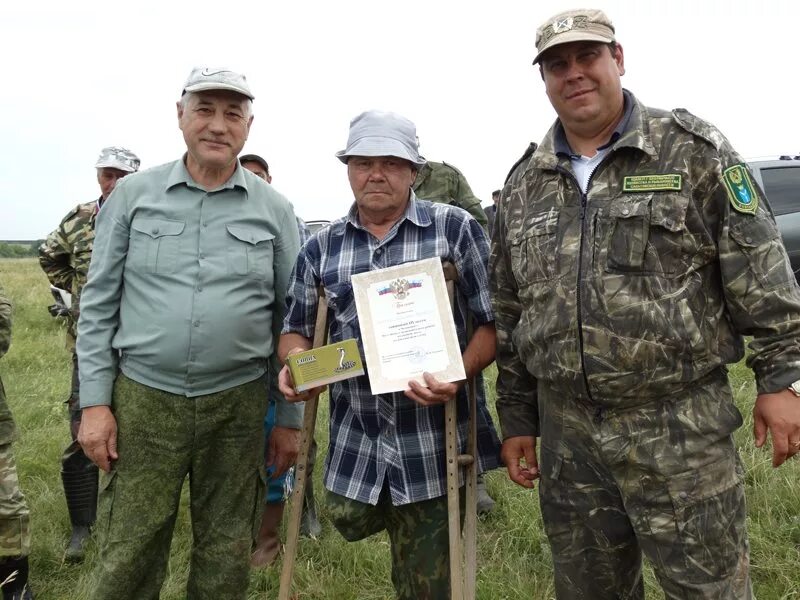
[352,257,466,394]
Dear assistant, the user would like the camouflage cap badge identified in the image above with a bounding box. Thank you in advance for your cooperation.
[94,146,140,173]
[533,8,616,64]
[182,67,254,100]
[723,164,759,215]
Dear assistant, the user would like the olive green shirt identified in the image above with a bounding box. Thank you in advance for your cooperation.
[77,159,303,428]
[413,161,488,229]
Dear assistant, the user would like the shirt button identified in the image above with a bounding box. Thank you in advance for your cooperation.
[193,321,200,328]
[621,208,630,216]
[202,222,208,228]
[152,227,160,234]
[679,491,689,500]
[197,286,203,292]
[199,253,205,260]
[745,236,753,244]
[375,248,382,255]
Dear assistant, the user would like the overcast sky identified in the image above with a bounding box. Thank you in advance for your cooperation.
[2,0,798,239]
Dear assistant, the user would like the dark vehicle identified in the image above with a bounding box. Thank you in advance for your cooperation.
[747,156,800,280]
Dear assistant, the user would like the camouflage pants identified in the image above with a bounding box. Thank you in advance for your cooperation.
[327,484,463,600]
[0,443,30,558]
[89,374,266,600]
[537,376,753,599]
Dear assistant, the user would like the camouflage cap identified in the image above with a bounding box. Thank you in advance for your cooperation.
[182,67,254,100]
[94,146,140,173]
[336,110,426,168]
[533,8,616,64]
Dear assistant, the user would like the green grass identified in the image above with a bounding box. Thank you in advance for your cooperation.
[0,257,799,599]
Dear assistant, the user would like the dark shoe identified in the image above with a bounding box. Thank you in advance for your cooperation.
[0,556,33,599]
[64,525,91,563]
[299,480,322,538]
[476,474,496,515]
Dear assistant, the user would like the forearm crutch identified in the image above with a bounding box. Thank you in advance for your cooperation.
[442,261,479,600]
[279,287,328,600]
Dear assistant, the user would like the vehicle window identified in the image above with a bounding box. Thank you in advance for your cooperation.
[760,166,800,216]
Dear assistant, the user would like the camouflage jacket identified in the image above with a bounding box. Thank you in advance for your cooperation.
[413,161,488,228]
[0,282,16,444]
[490,93,800,439]
[38,200,99,350]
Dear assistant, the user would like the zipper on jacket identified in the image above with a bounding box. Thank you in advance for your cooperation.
[556,166,595,405]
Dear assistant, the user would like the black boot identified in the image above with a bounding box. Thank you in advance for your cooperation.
[0,555,33,600]
[61,443,98,562]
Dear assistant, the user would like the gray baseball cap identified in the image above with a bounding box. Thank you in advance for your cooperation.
[94,146,140,173]
[533,8,616,64]
[182,67,254,100]
[336,110,426,168]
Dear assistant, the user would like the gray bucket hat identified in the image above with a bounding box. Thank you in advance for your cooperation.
[94,146,140,173]
[182,67,254,100]
[533,8,616,64]
[336,110,426,168]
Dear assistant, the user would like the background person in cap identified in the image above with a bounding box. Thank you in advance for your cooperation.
[491,7,800,599]
[237,153,320,566]
[484,189,501,238]
[38,145,140,562]
[75,68,302,599]
[278,110,501,599]
[0,282,33,599]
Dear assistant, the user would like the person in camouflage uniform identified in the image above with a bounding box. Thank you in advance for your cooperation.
[490,8,800,600]
[413,160,489,230]
[38,146,140,561]
[0,283,33,600]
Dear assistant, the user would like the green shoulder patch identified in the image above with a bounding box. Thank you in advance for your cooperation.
[623,174,682,193]
[723,164,758,215]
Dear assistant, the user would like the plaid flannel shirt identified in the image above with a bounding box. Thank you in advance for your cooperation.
[283,194,502,506]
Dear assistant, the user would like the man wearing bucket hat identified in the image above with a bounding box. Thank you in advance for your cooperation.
[278,110,501,599]
[75,68,302,599]
[39,145,140,562]
[490,8,800,599]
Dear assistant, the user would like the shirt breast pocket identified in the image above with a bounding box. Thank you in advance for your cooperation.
[129,217,185,274]
[510,209,559,285]
[226,225,275,279]
[606,194,689,275]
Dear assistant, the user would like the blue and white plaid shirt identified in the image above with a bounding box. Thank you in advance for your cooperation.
[283,193,501,506]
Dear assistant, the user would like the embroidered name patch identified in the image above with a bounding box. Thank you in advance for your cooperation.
[623,174,682,192]
[722,164,758,215]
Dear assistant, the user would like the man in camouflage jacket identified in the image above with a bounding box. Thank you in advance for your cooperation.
[414,160,489,230]
[490,8,800,600]
[38,146,139,561]
[0,282,33,599]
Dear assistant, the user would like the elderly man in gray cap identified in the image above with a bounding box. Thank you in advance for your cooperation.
[39,145,140,562]
[75,68,303,599]
[491,7,800,599]
[278,110,501,599]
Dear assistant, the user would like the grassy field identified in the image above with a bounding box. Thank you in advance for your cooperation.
[0,257,798,599]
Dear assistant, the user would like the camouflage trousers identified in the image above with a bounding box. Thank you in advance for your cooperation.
[64,352,95,477]
[89,374,266,600]
[327,484,464,600]
[537,374,753,599]
[0,443,30,558]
